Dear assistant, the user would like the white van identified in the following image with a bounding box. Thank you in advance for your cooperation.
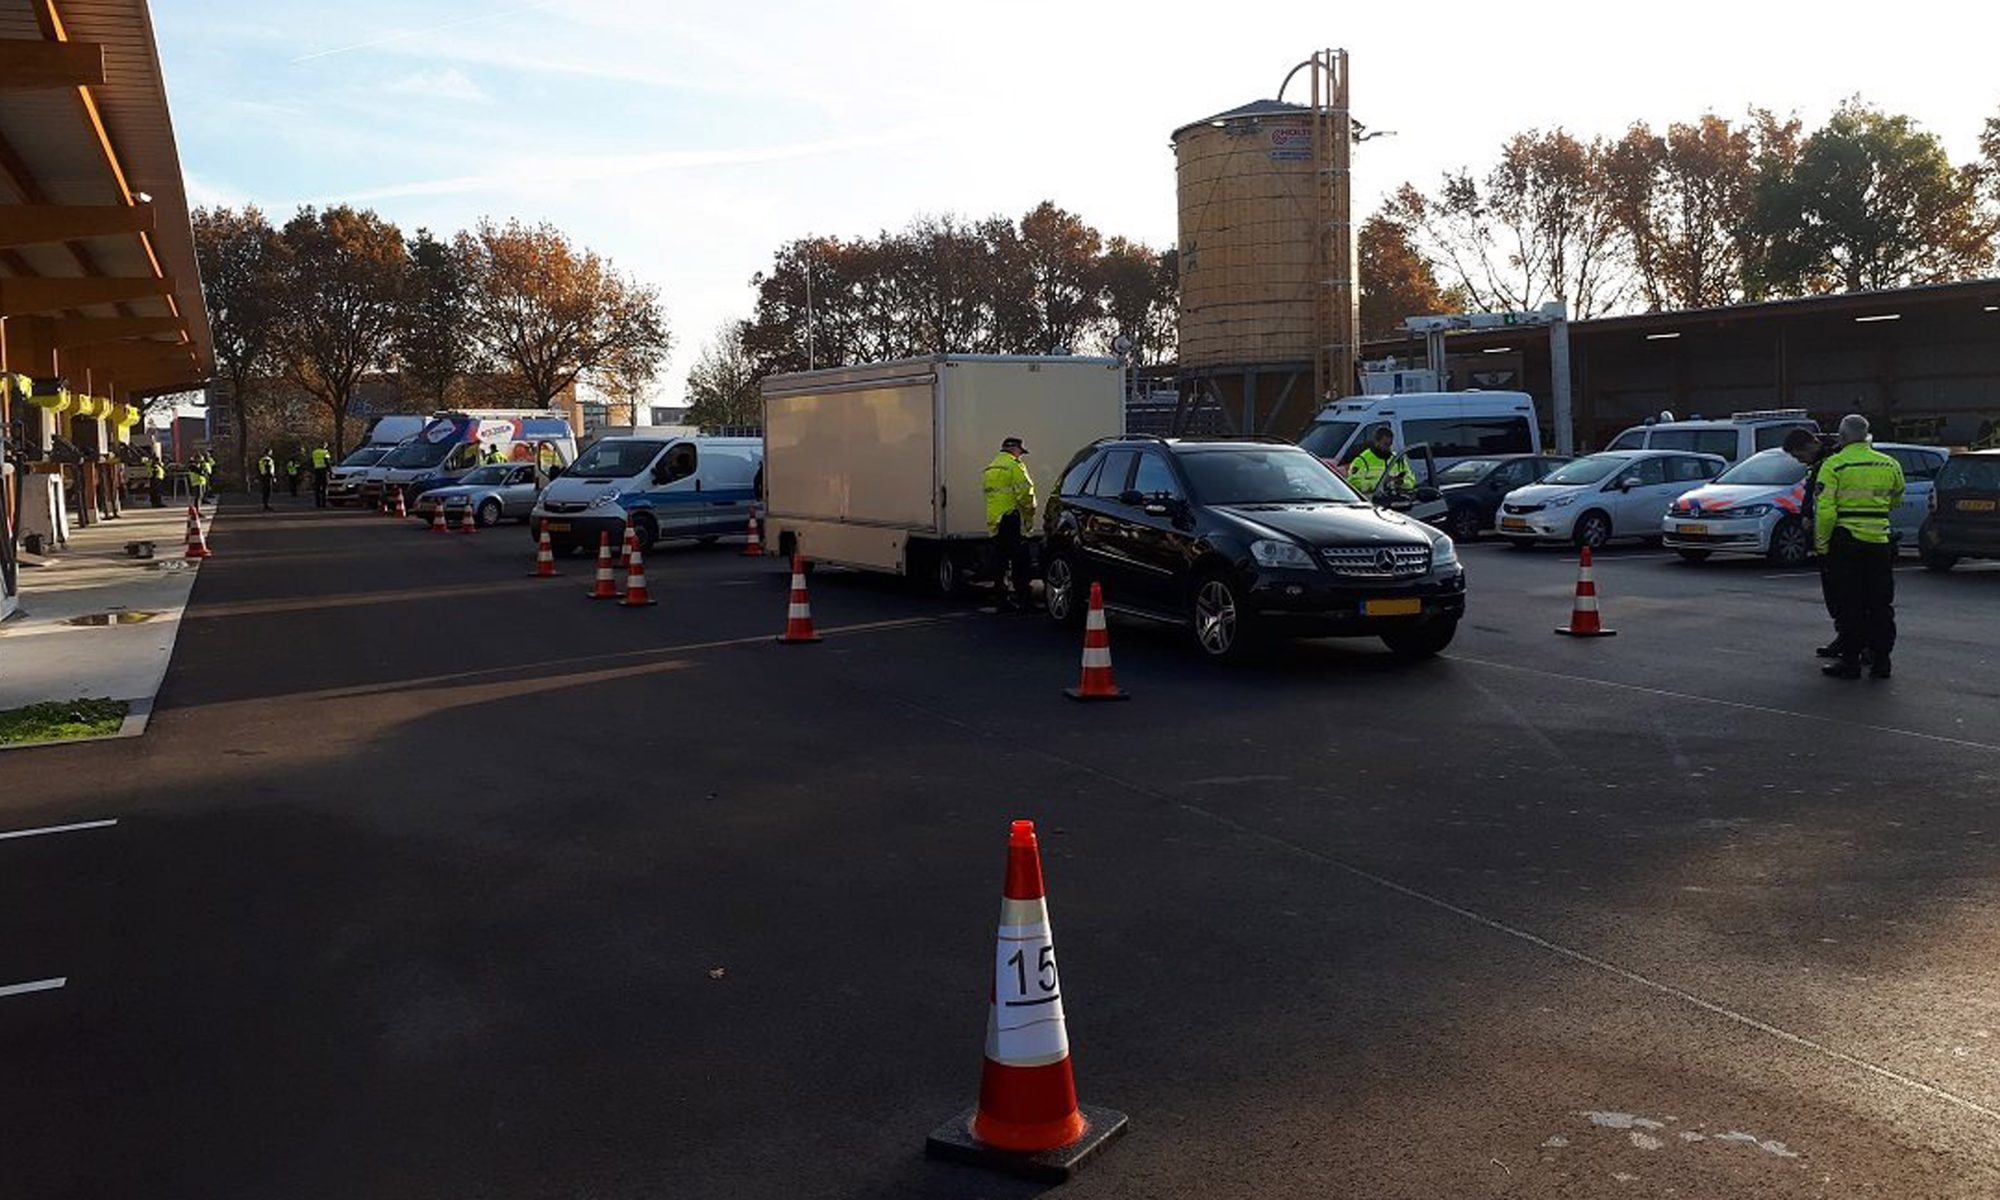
[1298,391,1540,481]
[530,433,762,554]
[328,415,428,505]
[1605,409,1818,465]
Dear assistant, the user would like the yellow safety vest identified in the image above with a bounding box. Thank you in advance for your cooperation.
[1348,447,1414,494]
[258,454,276,477]
[1814,442,1904,552]
[982,452,1037,531]
[311,448,331,468]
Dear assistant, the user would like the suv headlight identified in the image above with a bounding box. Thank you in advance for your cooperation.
[590,490,622,508]
[1545,493,1580,509]
[1250,539,1314,569]
[1432,536,1458,567]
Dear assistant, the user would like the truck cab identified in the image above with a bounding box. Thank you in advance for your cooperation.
[530,433,762,553]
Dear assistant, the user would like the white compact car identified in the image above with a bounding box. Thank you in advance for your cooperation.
[1497,449,1725,549]
[1663,443,1949,564]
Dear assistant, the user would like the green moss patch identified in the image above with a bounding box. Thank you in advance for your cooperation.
[0,698,131,745]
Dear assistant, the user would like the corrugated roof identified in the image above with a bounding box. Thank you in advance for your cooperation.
[1171,99,1311,141]
[0,0,212,388]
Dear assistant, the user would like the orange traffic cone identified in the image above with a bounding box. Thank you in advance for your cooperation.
[430,502,447,534]
[620,542,657,607]
[1555,546,1617,637]
[620,520,639,574]
[741,507,764,557]
[393,487,408,519]
[457,503,477,534]
[926,820,1127,1182]
[1064,583,1128,701]
[183,505,211,560]
[776,553,821,643]
[528,524,562,577]
[587,532,620,599]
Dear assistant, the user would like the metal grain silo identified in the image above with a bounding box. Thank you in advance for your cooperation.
[1171,52,1354,436]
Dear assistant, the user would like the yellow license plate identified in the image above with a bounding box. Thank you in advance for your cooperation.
[1501,517,1530,530]
[1363,597,1424,617]
[544,521,571,532]
[1678,523,1709,535]
[1957,499,1997,512]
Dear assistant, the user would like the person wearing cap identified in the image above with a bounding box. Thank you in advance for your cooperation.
[1812,414,1904,680]
[983,436,1038,611]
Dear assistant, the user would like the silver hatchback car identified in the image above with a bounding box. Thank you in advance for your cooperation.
[413,463,543,528]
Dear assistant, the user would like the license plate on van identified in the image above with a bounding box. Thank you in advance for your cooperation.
[1957,499,1997,513]
[1362,597,1423,617]
[544,521,571,532]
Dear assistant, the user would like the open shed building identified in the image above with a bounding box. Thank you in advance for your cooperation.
[0,0,212,619]
[1360,280,2000,452]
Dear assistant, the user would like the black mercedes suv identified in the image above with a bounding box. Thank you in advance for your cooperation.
[1040,436,1466,660]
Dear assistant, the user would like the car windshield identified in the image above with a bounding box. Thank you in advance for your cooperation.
[1716,450,1807,486]
[1177,446,1362,505]
[459,465,513,485]
[340,446,389,467]
[1296,420,1360,458]
[1541,454,1630,485]
[569,439,667,477]
[380,437,454,468]
[1436,459,1498,484]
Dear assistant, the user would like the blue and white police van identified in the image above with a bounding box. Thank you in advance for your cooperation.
[529,433,762,554]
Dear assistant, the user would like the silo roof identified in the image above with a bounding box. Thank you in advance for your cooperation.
[1171,99,1312,141]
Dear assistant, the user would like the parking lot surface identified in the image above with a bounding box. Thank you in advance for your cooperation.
[2,497,1998,1198]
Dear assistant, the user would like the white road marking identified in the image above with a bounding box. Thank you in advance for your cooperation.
[1445,654,2000,754]
[1761,566,1926,579]
[0,978,65,999]
[0,819,117,842]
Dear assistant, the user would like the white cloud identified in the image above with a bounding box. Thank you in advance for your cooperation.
[380,67,491,104]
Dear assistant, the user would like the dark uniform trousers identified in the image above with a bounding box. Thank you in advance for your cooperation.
[992,512,1034,604]
[1824,529,1895,663]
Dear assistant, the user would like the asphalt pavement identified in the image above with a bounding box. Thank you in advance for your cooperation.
[3,495,1998,1199]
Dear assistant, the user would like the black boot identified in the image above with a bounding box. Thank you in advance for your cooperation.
[1869,657,1892,680]
[1815,641,1845,659]
[1822,659,1862,680]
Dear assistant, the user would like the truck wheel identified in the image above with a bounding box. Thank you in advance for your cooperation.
[1382,619,1457,658]
[934,548,967,597]
[1766,516,1810,567]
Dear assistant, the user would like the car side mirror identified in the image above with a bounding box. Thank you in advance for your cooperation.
[1414,486,1442,504]
[1117,489,1144,506]
[1616,476,1641,491]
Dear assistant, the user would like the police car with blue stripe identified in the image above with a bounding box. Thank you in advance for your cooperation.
[530,433,762,554]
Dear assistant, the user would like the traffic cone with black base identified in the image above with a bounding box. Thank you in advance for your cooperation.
[620,542,657,607]
[528,524,562,577]
[1555,546,1617,637]
[1064,582,1128,700]
[925,820,1127,1183]
[183,505,211,560]
[587,532,619,599]
[741,507,763,557]
[776,553,821,643]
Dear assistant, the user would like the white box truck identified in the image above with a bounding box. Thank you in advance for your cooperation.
[761,355,1125,593]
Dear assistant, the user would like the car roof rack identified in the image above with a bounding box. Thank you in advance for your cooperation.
[1727,408,1812,421]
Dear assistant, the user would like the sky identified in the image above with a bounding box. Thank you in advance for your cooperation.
[156,0,2000,406]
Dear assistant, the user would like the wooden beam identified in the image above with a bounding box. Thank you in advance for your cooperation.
[73,345,197,375]
[47,316,186,348]
[0,40,104,90]
[0,275,173,315]
[0,203,154,249]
